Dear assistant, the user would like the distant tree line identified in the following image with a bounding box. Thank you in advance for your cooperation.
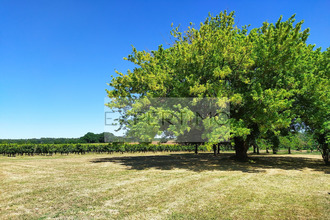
[0,132,119,144]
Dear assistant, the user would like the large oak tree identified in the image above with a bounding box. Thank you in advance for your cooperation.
[107,11,329,162]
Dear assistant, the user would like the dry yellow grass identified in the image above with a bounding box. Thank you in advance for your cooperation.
[0,152,329,219]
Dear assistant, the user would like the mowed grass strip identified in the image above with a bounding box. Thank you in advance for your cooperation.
[0,152,329,219]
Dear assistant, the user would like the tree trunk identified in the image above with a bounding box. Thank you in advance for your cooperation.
[288,147,291,154]
[213,144,217,156]
[318,135,328,165]
[321,145,329,165]
[252,142,259,154]
[217,144,220,155]
[195,144,198,154]
[234,137,249,161]
[266,148,269,153]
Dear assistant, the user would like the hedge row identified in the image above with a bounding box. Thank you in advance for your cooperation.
[0,143,208,157]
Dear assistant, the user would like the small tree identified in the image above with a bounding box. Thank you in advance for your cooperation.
[294,49,329,164]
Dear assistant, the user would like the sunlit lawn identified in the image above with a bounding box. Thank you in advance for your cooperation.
[0,152,329,219]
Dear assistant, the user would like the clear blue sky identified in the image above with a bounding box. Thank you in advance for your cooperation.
[0,0,329,139]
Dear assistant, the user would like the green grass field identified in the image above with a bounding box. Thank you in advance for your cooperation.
[1,152,329,219]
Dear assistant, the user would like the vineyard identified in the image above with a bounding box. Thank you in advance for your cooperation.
[0,143,209,157]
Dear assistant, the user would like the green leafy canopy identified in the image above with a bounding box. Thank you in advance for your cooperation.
[106,11,329,159]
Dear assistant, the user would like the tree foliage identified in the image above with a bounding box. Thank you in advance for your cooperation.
[107,11,329,163]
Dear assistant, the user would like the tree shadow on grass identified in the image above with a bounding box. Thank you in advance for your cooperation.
[90,153,329,174]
